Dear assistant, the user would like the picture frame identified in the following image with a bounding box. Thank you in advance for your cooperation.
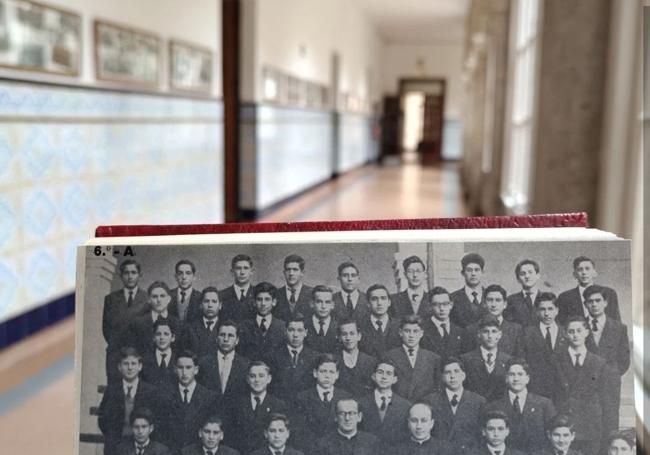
[0,0,81,76]
[169,39,213,95]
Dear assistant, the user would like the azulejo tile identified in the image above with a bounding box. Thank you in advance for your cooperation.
[23,190,57,238]
[61,184,90,228]
[21,126,57,178]
[0,261,18,314]
[0,198,16,249]
[61,127,87,173]
[26,250,59,300]
[0,132,14,178]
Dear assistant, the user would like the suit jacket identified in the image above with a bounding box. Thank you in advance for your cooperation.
[122,314,182,355]
[103,288,149,347]
[219,285,256,322]
[336,350,376,397]
[586,316,630,375]
[141,350,178,389]
[505,290,544,326]
[115,440,171,455]
[358,391,411,445]
[460,349,511,401]
[273,285,313,321]
[466,318,523,355]
[391,437,453,455]
[357,316,402,359]
[556,285,621,325]
[532,449,584,455]
[250,448,304,455]
[485,392,556,452]
[333,291,370,322]
[197,352,249,402]
[423,389,485,452]
[384,346,441,402]
[305,317,340,353]
[228,392,288,453]
[315,430,380,455]
[389,290,433,321]
[295,387,353,446]
[465,446,526,455]
[421,318,472,358]
[450,287,486,328]
[180,318,220,357]
[181,443,240,455]
[238,316,286,361]
[265,345,319,401]
[552,349,619,442]
[169,287,203,323]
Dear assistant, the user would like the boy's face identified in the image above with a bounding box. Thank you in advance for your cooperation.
[462,263,483,287]
[431,293,453,320]
[506,364,529,393]
[408,404,434,441]
[566,321,589,348]
[336,400,362,435]
[536,300,559,325]
[118,355,142,382]
[132,418,154,445]
[338,322,361,351]
[201,291,221,319]
[199,422,223,450]
[283,261,304,287]
[338,266,360,293]
[313,361,339,388]
[265,420,290,449]
[368,289,391,316]
[478,325,501,349]
[311,291,334,319]
[574,260,597,286]
[609,439,634,454]
[153,325,175,351]
[549,426,575,452]
[483,418,509,447]
[247,365,272,394]
[485,291,507,317]
[175,356,199,386]
[232,260,253,285]
[400,323,423,348]
[175,264,195,290]
[217,326,239,353]
[255,292,276,316]
[585,292,608,318]
[372,363,398,389]
[286,321,307,347]
[120,264,140,289]
[517,264,540,289]
[149,287,171,313]
[442,362,465,391]
[405,262,425,288]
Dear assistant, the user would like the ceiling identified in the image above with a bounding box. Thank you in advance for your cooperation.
[351,0,470,45]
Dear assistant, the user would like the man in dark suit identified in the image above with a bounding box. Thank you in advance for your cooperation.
[450,253,487,328]
[390,255,433,320]
[384,314,441,402]
[532,414,584,455]
[465,410,526,455]
[557,256,621,324]
[219,254,256,322]
[466,284,523,355]
[315,398,380,455]
[103,259,149,382]
[515,292,568,400]
[460,316,511,401]
[197,321,249,404]
[115,407,172,455]
[358,284,401,358]
[168,259,204,323]
[391,402,452,455]
[98,347,162,455]
[305,285,339,353]
[485,359,556,453]
[250,413,304,455]
[422,357,485,453]
[335,319,376,397]
[180,287,221,356]
[421,286,472,358]
[273,254,313,321]
[141,319,178,389]
[332,262,370,322]
[358,360,411,446]
[238,282,286,361]
[180,415,240,455]
[505,259,544,326]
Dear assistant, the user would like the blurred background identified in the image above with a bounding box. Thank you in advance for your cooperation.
[0,0,645,453]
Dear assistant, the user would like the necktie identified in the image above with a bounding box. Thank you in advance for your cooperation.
[127,290,134,307]
[471,291,479,306]
[136,446,144,455]
[525,291,533,308]
[441,323,448,338]
[346,294,354,314]
[260,318,267,333]
[220,355,228,392]
[289,288,296,304]
[126,385,133,398]
[591,318,599,332]
[291,349,298,366]
[407,347,415,358]
[376,319,383,333]
[180,290,186,303]
[494,451,501,455]
[274,451,282,455]
[239,288,245,301]
[574,353,581,368]
[380,396,387,411]
[183,388,189,404]
[323,391,330,403]
[486,352,493,365]
[545,326,553,350]
[513,395,522,414]
[318,320,325,336]
[159,353,167,369]
[206,320,214,331]
[450,394,459,407]
[254,396,261,413]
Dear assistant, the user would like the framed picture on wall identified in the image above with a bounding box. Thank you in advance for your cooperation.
[0,0,81,76]
[169,39,213,94]
[94,19,161,89]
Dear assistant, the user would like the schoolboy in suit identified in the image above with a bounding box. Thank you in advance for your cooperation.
[332,262,370,322]
[141,319,178,389]
[423,357,485,453]
[465,410,526,455]
[180,287,221,356]
[357,284,401,358]
[169,259,203,323]
[391,402,452,455]
[115,407,172,455]
[180,415,240,455]
[450,253,487,328]
[315,398,380,455]
[485,358,556,453]
[467,285,523,355]
[421,286,472,358]
[384,314,441,402]
[460,315,511,401]
[505,259,544,326]
[250,413,304,455]
[304,285,339,354]
[390,255,433,320]
[531,414,584,455]
[103,259,149,382]
[99,347,161,455]
[219,254,256,322]
[238,282,286,361]
[273,254,313,321]
[556,256,621,324]
[335,319,376,397]
[358,360,411,446]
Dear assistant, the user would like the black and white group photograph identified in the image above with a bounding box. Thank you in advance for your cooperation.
[76,239,633,455]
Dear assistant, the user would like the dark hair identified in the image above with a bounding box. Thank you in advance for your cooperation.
[284,254,305,271]
[606,429,636,450]
[176,350,198,366]
[201,286,220,300]
[147,281,171,296]
[546,414,575,433]
[152,318,176,335]
[573,256,595,270]
[506,358,530,376]
[337,262,359,276]
[130,407,155,426]
[564,314,589,330]
[481,410,510,428]
[119,259,141,274]
[175,259,196,274]
[286,315,306,328]
[119,346,142,362]
[400,314,422,328]
[200,414,224,429]
[337,318,359,335]
[311,285,333,298]
[367,283,390,297]
[315,353,339,370]
[374,358,398,377]
[430,286,450,298]
[478,315,501,330]
[248,360,271,374]
[582,285,607,301]
[484,284,507,301]
[218,320,239,336]
[266,413,291,431]
[254,282,277,299]
[461,253,484,270]
[515,259,540,276]
[535,292,557,308]
[231,254,253,269]
[441,356,466,373]
[403,255,425,272]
